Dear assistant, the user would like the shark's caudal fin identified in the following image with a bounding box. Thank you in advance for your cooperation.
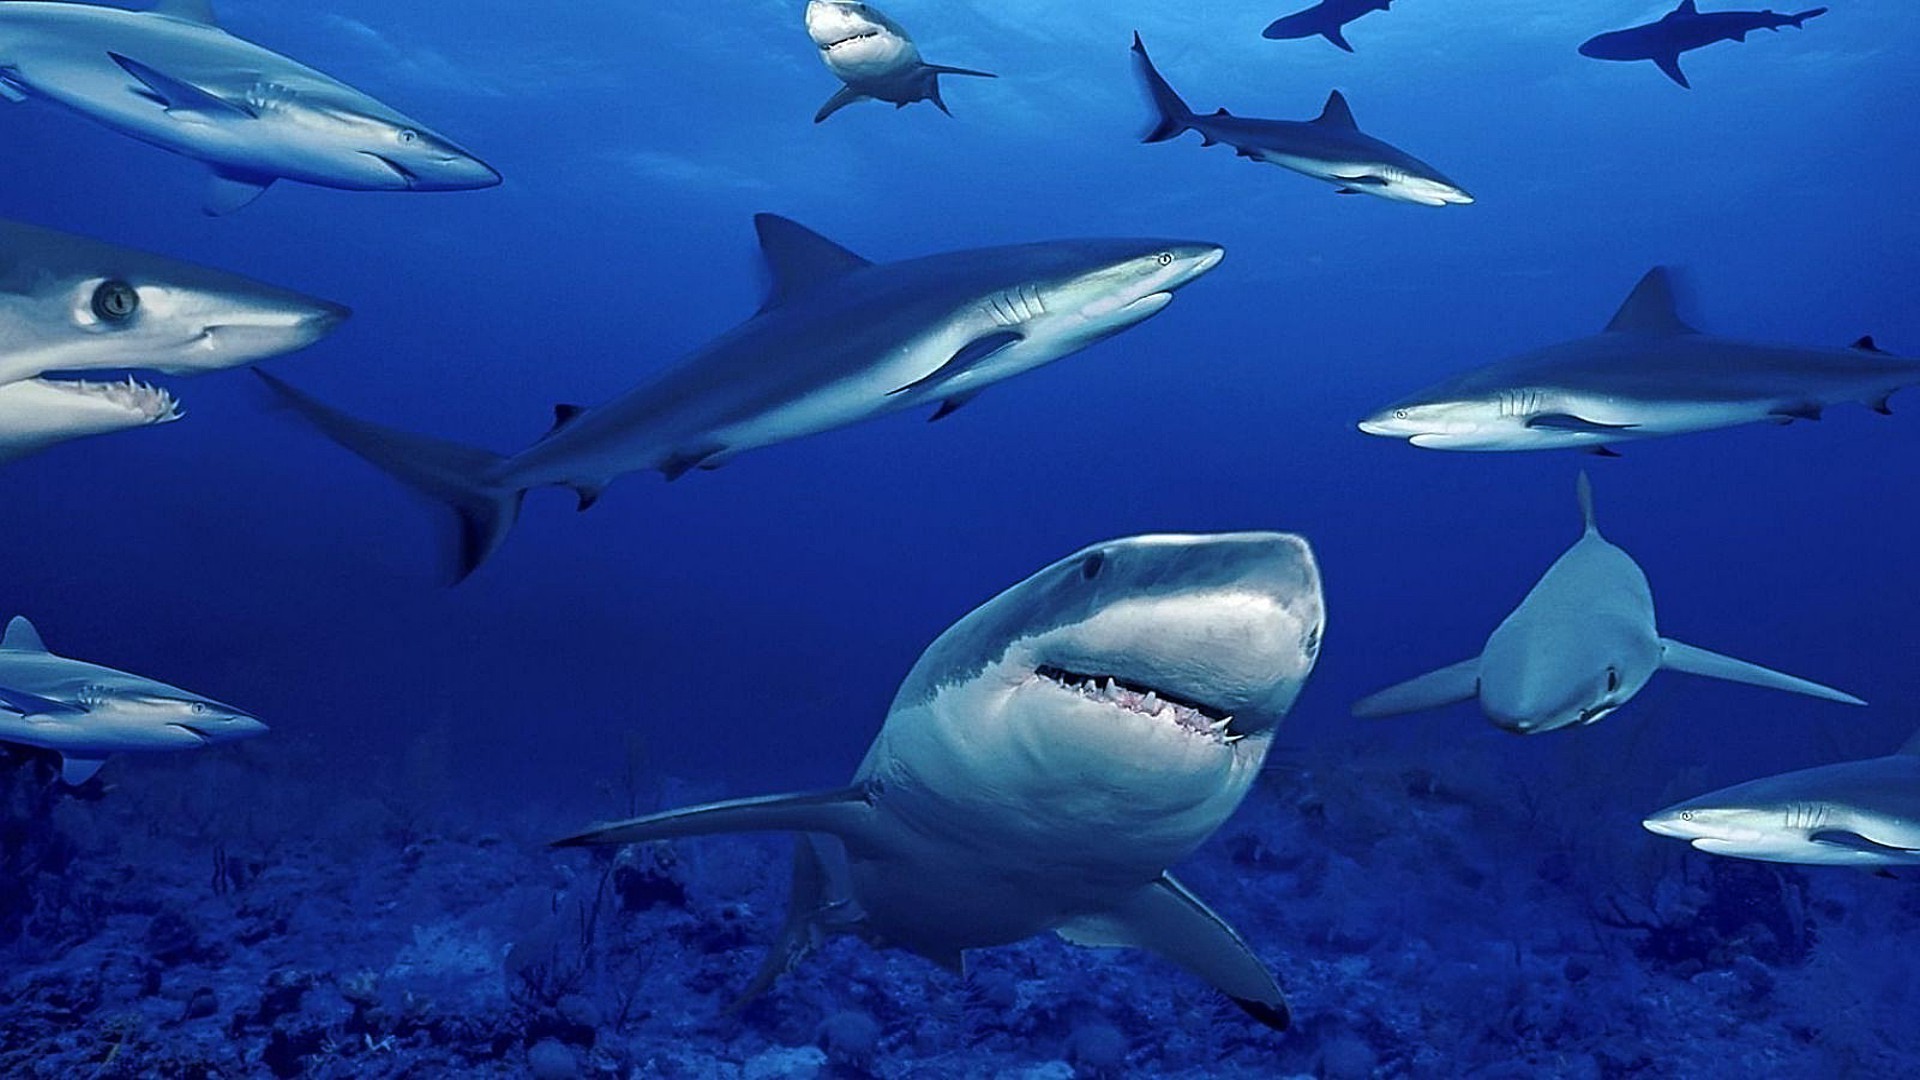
[1787,8,1828,29]
[1058,873,1290,1032]
[1352,658,1480,717]
[1658,639,1866,706]
[552,785,878,848]
[255,372,521,585]
[1130,33,1197,144]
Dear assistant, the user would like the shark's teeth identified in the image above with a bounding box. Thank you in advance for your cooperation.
[44,376,182,423]
[1034,664,1241,745]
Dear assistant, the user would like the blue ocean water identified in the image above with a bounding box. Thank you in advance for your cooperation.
[3,1,1918,1075]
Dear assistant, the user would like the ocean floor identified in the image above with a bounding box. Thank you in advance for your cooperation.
[3,738,1916,1079]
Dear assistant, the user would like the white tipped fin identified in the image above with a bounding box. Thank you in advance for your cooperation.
[1604,267,1696,335]
[1658,639,1865,706]
[1352,658,1480,718]
[60,755,106,786]
[2,616,46,652]
[1057,873,1289,1032]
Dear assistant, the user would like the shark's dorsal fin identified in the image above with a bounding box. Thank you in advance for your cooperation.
[1852,335,1886,354]
[1672,0,1699,14]
[1898,728,1920,756]
[550,404,586,432]
[1576,471,1598,534]
[2,616,46,652]
[1603,267,1696,336]
[1314,91,1358,130]
[150,0,219,26]
[753,214,873,313]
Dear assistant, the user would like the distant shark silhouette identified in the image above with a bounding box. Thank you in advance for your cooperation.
[1262,0,1395,52]
[804,0,994,122]
[1131,34,1471,207]
[1579,1,1826,88]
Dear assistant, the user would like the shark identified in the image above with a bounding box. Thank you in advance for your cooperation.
[557,531,1325,1029]
[1353,474,1863,734]
[1262,0,1396,52]
[0,0,499,213]
[258,213,1224,583]
[804,0,994,123]
[1358,267,1915,453]
[1131,34,1472,207]
[1578,1,1827,89]
[0,616,265,785]
[1644,729,1920,867]
[0,217,346,463]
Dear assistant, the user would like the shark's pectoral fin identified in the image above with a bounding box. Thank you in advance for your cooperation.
[1769,403,1823,422]
[0,72,27,104]
[1323,27,1355,52]
[1653,53,1691,88]
[814,85,866,124]
[1851,335,1888,354]
[1810,830,1919,856]
[1352,658,1480,718]
[928,391,981,422]
[1333,174,1387,186]
[1058,874,1288,1033]
[110,53,255,120]
[1588,445,1623,458]
[888,331,1023,397]
[552,784,879,849]
[0,685,84,717]
[205,169,274,215]
[1526,413,1639,434]
[1658,638,1865,706]
[658,444,725,482]
[59,755,107,786]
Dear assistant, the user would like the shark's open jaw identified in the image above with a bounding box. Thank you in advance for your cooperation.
[1035,664,1243,744]
[167,723,212,744]
[821,31,881,52]
[360,152,418,187]
[41,374,182,422]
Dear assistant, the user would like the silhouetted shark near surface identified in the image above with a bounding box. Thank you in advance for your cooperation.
[261,214,1223,582]
[0,0,498,212]
[1131,34,1471,207]
[1262,0,1394,52]
[1579,1,1827,88]
[804,0,994,122]
[559,532,1324,1030]
[1359,267,1915,453]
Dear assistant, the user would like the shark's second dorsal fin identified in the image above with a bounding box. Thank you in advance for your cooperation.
[1604,267,1696,336]
[1672,0,1699,14]
[1314,91,1358,130]
[1577,471,1598,534]
[754,214,873,314]
[1899,728,1920,756]
[150,0,220,26]
[2,616,46,652]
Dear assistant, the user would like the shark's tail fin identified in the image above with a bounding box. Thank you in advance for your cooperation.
[256,372,523,585]
[1130,33,1196,144]
[1787,7,1827,28]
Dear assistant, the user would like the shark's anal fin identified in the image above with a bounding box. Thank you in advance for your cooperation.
[1527,413,1639,434]
[3,616,48,652]
[1653,52,1691,88]
[1352,658,1480,718]
[59,755,107,786]
[814,85,866,124]
[0,685,84,717]
[1810,830,1918,856]
[205,169,274,215]
[1658,639,1865,706]
[552,784,878,849]
[1769,403,1823,423]
[658,444,724,482]
[753,214,873,312]
[888,331,1022,397]
[110,53,254,119]
[1057,873,1288,1033]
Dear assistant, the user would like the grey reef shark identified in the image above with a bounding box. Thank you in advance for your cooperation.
[260,214,1223,583]
[1646,727,1920,867]
[558,532,1325,1030]
[1354,474,1863,734]
[805,0,994,122]
[1262,0,1396,52]
[0,0,498,213]
[1359,267,1913,454]
[0,217,346,464]
[0,616,265,785]
[1131,34,1472,207]
[1579,0,1827,89]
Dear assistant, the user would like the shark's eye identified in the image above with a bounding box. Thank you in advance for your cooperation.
[1606,668,1620,693]
[1680,810,1694,821]
[398,129,418,145]
[91,280,139,323]
[1156,252,1174,267]
[191,702,208,715]
[1080,552,1105,581]
[1393,409,1409,420]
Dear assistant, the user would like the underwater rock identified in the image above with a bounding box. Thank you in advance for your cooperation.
[527,1037,578,1080]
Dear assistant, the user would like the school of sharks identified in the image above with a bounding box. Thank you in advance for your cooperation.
[0,0,1904,1064]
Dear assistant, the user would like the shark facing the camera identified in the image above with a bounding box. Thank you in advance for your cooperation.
[1359,267,1916,453]
[1645,729,1920,867]
[0,217,346,464]
[1354,474,1863,734]
[804,0,994,122]
[1579,1,1826,89]
[261,214,1223,583]
[0,616,266,785]
[1131,34,1471,207]
[0,0,498,213]
[558,532,1325,1030]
